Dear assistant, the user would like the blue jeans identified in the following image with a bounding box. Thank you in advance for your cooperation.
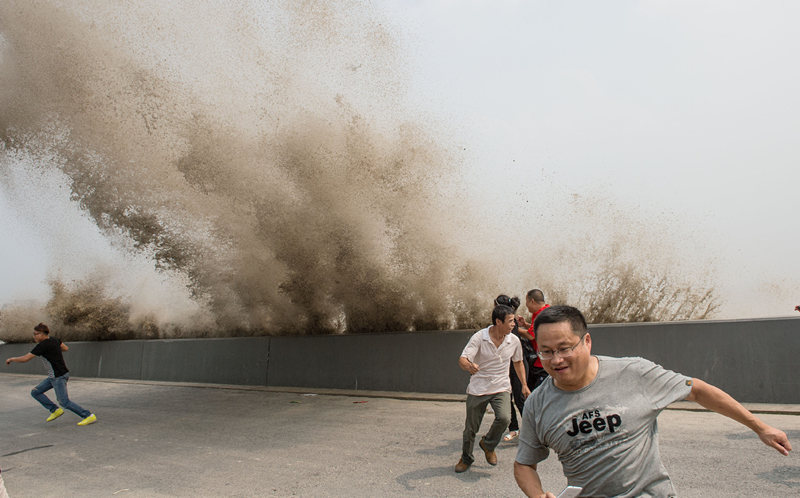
[31,374,91,418]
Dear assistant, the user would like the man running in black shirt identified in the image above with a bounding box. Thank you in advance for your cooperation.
[5,323,97,426]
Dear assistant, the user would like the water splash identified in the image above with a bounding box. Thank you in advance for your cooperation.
[0,1,719,340]
[0,1,499,337]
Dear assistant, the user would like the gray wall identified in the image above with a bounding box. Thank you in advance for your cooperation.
[1,317,798,403]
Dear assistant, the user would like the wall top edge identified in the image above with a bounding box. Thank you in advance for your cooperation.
[2,317,797,345]
[589,316,800,328]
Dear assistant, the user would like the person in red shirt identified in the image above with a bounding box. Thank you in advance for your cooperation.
[517,289,550,390]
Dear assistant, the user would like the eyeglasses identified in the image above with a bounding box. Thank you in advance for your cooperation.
[536,335,585,360]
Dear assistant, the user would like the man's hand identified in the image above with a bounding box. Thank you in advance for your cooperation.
[517,315,530,330]
[5,353,34,365]
[522,385,531,399]
[459,356,480,374]
[757,425,792,456]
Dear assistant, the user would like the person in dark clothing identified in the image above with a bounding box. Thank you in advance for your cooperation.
[494,294,532,442]
[506,289,551,442]
[516,289,551,390]
[5,323,97,426]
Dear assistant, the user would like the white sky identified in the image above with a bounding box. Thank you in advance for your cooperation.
[377,0,800,318]
[1,0,798,318]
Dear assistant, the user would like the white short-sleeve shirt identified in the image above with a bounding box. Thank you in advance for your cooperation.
[460,326,523,396]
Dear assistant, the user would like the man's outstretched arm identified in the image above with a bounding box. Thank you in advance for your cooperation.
[514,461,555,498]
[5,353,35,365]
[686,378,792,455]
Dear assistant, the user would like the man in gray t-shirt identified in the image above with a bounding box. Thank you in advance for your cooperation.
[514,306,792,498]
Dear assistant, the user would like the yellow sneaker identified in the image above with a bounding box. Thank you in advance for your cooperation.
[46,408,64,422]
[77,413,97,426]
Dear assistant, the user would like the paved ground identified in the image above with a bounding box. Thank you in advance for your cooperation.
[1,373,799,497]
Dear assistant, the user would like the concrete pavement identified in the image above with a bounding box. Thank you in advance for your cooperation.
[1,373,798,497]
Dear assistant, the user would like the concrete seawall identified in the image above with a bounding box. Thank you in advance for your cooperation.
[1,317,797,403]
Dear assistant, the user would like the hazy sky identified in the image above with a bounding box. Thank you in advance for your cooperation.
[377,0,800,318]
[1,0,798,319]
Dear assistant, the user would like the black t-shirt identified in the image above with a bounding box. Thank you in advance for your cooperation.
[512,319,536,357]
[31,337,69,377]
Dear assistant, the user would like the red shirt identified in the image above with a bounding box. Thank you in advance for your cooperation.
[528,304,550,368]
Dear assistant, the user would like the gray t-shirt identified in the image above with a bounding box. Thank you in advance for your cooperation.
[516,356,693,497]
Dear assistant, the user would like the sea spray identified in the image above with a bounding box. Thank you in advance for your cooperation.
[0,0,497,337]
[0,1,718,340]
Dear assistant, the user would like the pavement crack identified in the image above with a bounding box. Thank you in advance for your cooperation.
[2,444,54,457]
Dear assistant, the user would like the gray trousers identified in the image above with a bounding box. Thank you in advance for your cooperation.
[461,391,511,464]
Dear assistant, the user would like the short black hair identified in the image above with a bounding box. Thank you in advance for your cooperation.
[492,304,515,326]
[533,305,586,337]
[526,289,545,302]
[33,323,50,334]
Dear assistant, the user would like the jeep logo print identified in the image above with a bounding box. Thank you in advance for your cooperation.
[566,411,622,437]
